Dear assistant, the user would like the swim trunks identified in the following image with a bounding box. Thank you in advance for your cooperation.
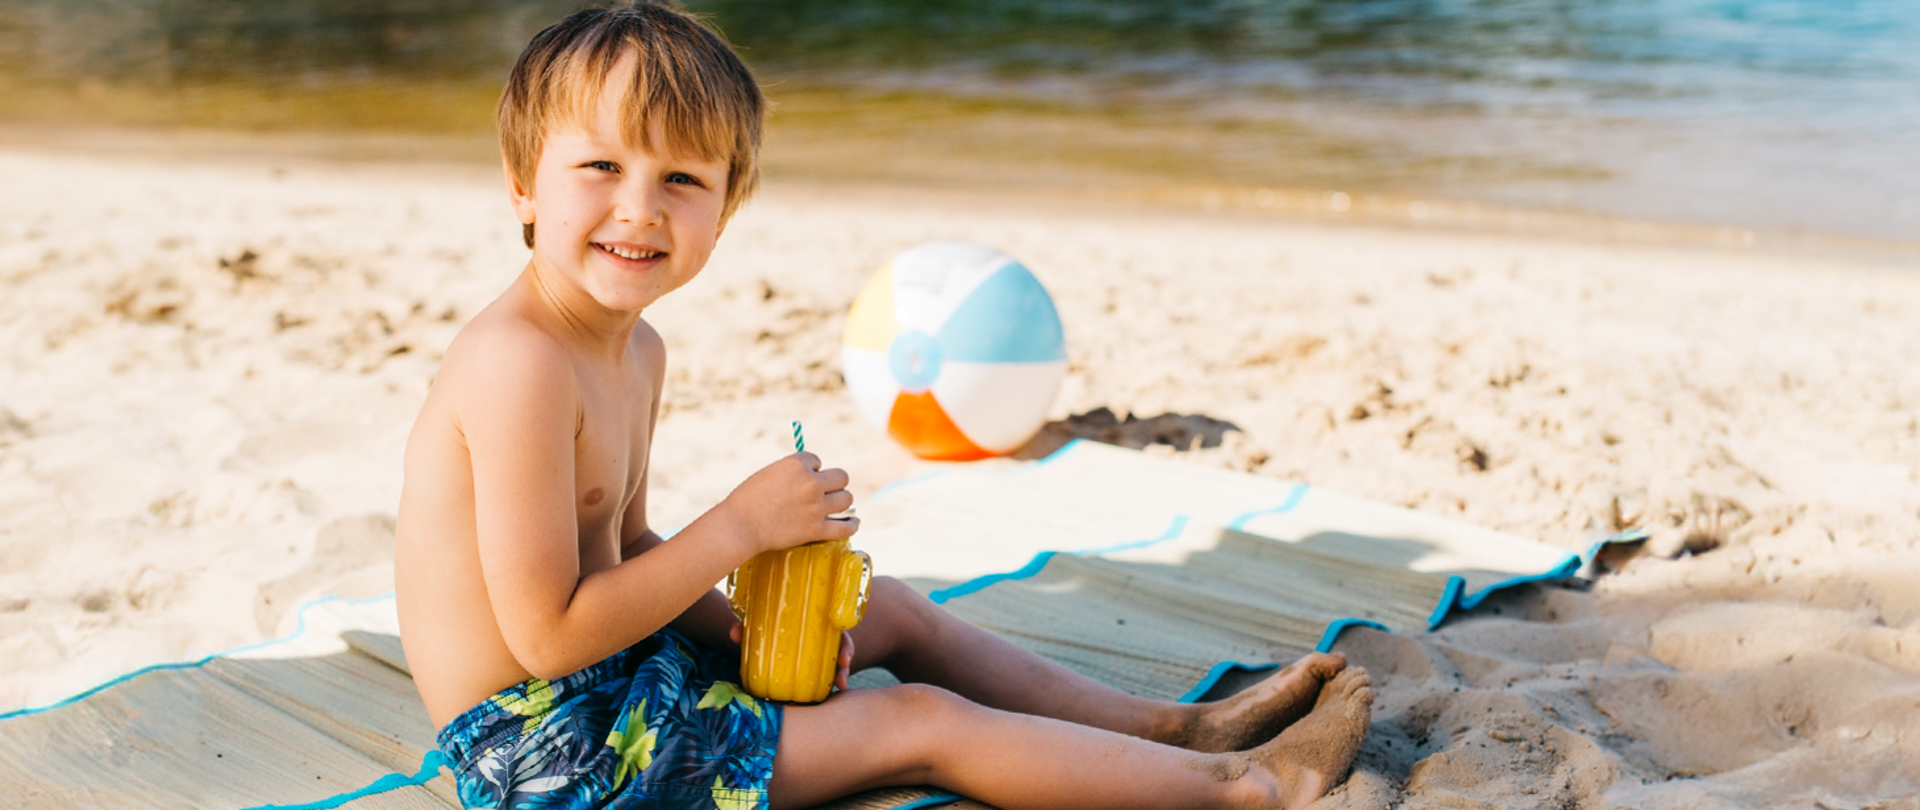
[435,629,783,810]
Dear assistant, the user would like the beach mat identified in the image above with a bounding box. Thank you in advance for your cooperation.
[0,596,461,809]
[860,440,1580,615]
[0,441,1588,809]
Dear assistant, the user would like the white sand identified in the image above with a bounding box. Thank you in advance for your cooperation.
[1,142,1916,806]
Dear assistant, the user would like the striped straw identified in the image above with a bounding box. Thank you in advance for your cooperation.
[791,420,805,453]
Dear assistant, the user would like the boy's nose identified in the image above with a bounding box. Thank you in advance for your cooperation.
[615,180,665,226]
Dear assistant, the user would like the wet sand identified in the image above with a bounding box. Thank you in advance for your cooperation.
[0,141,1916,806]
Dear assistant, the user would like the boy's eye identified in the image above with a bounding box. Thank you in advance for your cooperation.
[586,160,620,173]
[666,171,704,187]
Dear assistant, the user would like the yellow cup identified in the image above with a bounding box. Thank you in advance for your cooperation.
[726,538,872,703]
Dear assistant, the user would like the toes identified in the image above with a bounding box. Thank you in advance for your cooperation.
[1303,652,1347,679]
[1276,652,1345,684]
[1318,667,1371,704]
[1350,687,1375,717]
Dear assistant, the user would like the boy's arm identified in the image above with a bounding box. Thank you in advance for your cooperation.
[462,328,856,681]
[616,324,742,654]
[459,328,746,679]
[619,528,741,653]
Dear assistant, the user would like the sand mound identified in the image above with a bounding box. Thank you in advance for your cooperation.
[1322,578,1919,808]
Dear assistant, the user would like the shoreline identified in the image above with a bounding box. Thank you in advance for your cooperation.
[3,120,1914,269]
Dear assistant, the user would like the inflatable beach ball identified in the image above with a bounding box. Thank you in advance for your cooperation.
[841,242,1067,461]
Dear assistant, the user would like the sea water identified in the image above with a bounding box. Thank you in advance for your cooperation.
[2,0,1913,241]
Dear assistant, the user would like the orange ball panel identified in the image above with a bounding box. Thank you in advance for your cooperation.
[886,391,994,461]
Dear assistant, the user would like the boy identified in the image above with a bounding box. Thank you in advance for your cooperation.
[394,5,1373,809]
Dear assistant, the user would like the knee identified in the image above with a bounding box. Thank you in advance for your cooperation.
[869,576,930,617]
[889,682,967,715]
[881,684,974,773]
[864,576,940,640]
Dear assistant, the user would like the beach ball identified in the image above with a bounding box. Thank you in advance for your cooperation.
[841,242,1067,460]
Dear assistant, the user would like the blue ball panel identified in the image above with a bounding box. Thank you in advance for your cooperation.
[887,330,945,392]
[934,263,1066,363]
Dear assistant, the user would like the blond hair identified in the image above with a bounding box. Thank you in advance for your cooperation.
[498,4,766,247]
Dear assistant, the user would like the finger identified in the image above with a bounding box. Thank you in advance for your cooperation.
[792,451,821,472]
[835,635,854,690]
[825,489,855,514]
[728,621,743,645]
[820,515,860,539]
[817,467,851,492]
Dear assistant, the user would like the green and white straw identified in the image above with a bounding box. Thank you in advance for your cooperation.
[791,420,805,453]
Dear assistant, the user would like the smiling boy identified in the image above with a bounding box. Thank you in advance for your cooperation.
[394,5,1373,810]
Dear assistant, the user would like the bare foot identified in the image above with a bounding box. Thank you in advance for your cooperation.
[1249,666,1373,810]
[1166,653,1348,753]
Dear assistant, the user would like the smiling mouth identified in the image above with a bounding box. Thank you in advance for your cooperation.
[595,243,664,261]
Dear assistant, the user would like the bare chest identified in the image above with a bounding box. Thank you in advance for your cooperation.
[571,369,655,573]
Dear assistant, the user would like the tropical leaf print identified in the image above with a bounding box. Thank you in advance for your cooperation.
[695,681,762,718]
[710,776,765,810]
[437,630,779,810]
[491,677,558,735]
[606,700,658,791]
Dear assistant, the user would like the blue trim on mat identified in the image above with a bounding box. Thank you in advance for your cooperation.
[867,467,952,503]
[1454,553,1583,612]
[928,551,1059,605]
[1315,619,1391,653]
[2,591,443,810]
[1026,438,1085,470]
[0,592,397,722]
[1424,576,1467,631]
[1177,661,1280,703]
[243,750,450,810]
[1226,483,1310,531]
[1074,515,1188,557]
[887,793,967,810]
[925,512,1194,605]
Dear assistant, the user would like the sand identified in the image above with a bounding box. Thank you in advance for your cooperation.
[1,139,1917,808]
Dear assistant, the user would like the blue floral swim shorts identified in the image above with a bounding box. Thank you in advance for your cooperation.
[435,630,783,810]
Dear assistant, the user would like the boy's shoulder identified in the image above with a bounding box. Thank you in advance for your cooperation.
[440,299,578,400]
[432,297,668,432]
[426,298,592,453]
[630,315,667,380]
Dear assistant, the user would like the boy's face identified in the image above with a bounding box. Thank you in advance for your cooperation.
[508,60,729,316]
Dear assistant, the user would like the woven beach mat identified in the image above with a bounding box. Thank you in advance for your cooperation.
[857,440,1579,603]
[0,597,462,809]
[0,442,1582,810]
[810,519,1469,810]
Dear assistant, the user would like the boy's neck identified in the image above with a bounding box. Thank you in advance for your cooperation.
[520,262,645,358]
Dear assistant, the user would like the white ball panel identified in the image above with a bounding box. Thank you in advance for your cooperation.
[840,346,898,433]
[889,242,1016,337]
[930,360,1069,453]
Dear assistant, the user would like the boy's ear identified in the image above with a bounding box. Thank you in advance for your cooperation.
[504,158,537,234]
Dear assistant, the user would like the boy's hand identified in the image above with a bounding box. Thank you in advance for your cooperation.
[834,630,854,691]
[725,623,855,692]
[719,452,858,555]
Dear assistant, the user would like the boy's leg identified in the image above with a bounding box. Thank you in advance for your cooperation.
[768,669,1374,810]
[848,577,1350,752]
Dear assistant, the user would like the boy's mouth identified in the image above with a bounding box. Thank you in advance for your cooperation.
[594,242,664,262]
